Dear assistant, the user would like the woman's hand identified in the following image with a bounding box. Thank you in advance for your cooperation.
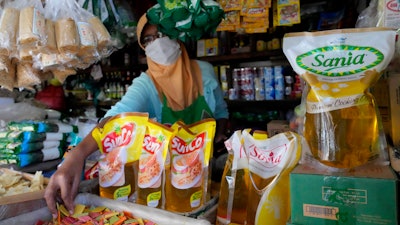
[44,153,84,218]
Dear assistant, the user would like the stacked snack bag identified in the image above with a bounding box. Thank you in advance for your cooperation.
[91,113,217,214]
[0,120,78,167]
[0,0,116,90]
[216,129,302,225]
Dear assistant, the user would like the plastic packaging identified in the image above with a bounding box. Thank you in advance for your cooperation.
[283,27,395,169]
[0,7,19,57]
[243,130,302,225]
[136,120,175,209]
[216,130,249,225]
[91,112,148,202]
[165,119,215,213]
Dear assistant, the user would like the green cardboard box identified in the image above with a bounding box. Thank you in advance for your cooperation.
[290,164,399,225]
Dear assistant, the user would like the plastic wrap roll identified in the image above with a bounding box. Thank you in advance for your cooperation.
[0,8,19,55]
[55,18,79,53]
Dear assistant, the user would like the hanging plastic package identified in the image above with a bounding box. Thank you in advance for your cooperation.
[283,27,396,169]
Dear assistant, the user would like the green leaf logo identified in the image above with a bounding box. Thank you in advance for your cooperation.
[296,45,384,76]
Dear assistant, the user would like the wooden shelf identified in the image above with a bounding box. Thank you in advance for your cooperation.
[197,49,286,64]
[227,98,301,113]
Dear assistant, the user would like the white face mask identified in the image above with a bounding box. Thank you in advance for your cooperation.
[145,37,181,65]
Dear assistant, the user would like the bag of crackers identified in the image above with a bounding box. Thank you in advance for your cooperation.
[283,27,396,169]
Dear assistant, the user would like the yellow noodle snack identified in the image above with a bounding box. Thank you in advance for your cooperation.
[283,27,395,169]
[76,21,97,58]
[88,16,111,48]
[18,7,45,46]
[51,67,76,84]
[55,18,79,53]
[0,7,19,55]
[0,55,15,90]
[44,19,57,53]
[16,62,41,89]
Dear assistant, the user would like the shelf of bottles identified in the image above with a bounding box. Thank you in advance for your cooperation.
[64,67,139,109]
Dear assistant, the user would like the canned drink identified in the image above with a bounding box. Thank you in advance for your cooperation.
[263,66,275,100]
[274,66,284,100]
[254,67,265,101]
[229,88,238,100]
[232,68,241,91]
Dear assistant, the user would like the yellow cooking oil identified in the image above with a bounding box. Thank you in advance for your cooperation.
[136,120,175,208]
[216,154,249,225]
[99,161,136,201]
[304,93,380,169]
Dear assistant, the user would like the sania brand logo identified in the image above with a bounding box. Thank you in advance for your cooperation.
[102,123,135,153]
[296,45,383,76]
[171,132,206,154]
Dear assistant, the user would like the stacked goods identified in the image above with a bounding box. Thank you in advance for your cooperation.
[216,0,271,33]
[216,130,302,225]
[0,120,78,167]
[0,0,115,90]
[91,113,217,214]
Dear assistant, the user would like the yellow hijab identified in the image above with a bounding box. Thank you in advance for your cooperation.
[137,13,203,111]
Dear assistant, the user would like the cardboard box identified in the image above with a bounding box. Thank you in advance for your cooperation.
[290,164,399,225]
[197,38,219,57]
[267,120,291,136]
[388,75,400,146]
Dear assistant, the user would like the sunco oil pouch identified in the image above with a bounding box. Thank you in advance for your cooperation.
[136,120,175,209]
[165,119,215,213]
[92,112,148,201]
[283,27,395,169]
